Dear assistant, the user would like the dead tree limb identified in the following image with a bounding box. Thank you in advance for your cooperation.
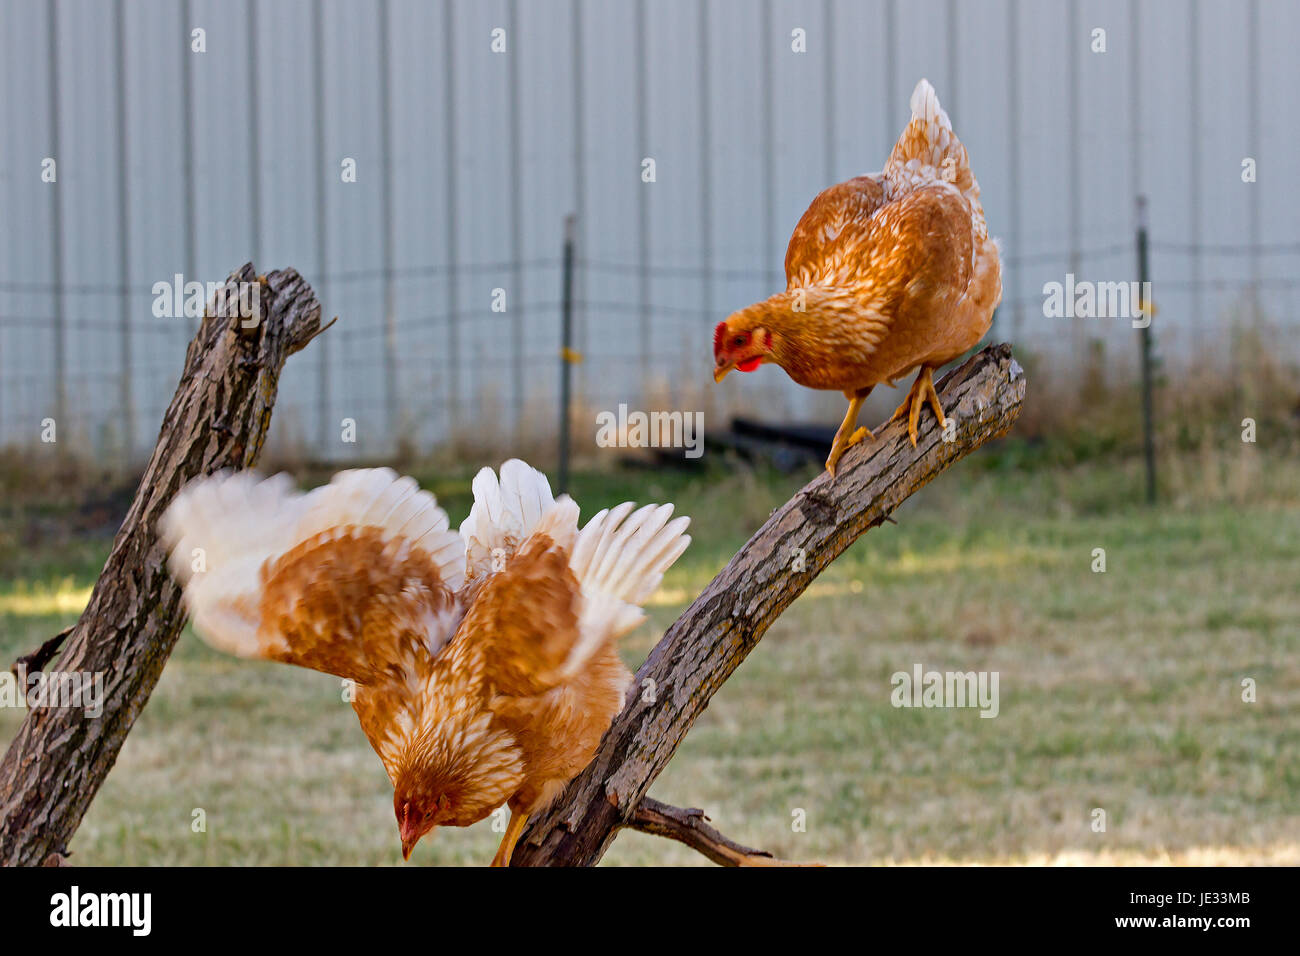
[627,796,821,867]
[513,343,1026,866]
[0,265,324,867]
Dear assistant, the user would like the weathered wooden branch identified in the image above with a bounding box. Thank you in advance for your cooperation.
[0,265,324,867]
[627,796,820,866]
[513,343,1025,866]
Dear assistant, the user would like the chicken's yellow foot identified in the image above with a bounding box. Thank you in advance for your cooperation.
[489,809,530,867]
[888,366,946,448]
[825,391,872,477]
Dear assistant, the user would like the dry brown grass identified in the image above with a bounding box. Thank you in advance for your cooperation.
[2,439,1297,865]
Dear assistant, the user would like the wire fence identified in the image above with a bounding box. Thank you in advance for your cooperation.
[2,230,1296,465]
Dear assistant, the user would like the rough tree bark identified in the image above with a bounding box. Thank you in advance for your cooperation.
[513,343,1025,866]
[0,265,325,867]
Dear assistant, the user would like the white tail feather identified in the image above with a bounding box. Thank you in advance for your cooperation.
[909,78,951,134]
[460,458,561,579]
[884,77,987,243]
[530,496,579,553]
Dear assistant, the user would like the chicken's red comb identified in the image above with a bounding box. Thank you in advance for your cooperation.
[713,320,727,358]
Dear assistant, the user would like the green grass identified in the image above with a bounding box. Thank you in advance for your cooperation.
[1,443,1298,865]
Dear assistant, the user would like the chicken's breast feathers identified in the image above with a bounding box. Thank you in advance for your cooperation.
[161,468,466,686]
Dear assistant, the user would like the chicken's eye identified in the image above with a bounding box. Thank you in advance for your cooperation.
[731,334,749,348]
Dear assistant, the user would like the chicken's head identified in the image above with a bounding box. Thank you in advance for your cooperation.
[391,729,524,861]
[395,789,453,861]
[713,314,774,382]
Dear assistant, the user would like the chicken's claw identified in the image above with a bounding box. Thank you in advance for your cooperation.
[826,426,874,477]
[825,448,844,477]
[888,367,946,448]
[825,390,875,477]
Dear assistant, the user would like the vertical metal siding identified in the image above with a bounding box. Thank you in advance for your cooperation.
[0,0,1296,461]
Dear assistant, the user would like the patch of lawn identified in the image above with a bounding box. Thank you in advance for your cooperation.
[1,445,1297,864]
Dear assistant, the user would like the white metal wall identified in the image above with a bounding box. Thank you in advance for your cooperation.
[1,0,1296,461]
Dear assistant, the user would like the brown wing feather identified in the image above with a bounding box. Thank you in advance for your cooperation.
[257,527,457,687]
[856,183,977,377]
[458,533,582,700]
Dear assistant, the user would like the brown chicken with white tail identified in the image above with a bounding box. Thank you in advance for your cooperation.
[161,459,690,866]
[713,79,1002,475]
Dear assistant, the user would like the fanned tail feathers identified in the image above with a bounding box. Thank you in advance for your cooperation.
[885,80,984,223]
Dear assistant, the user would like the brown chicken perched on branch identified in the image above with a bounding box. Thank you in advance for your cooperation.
[161,460,690,865]
[713,78,1002,474]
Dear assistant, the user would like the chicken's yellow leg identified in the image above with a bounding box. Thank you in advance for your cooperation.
[887,366,946,448]
[489,810,530,867]
[825,388,874,477]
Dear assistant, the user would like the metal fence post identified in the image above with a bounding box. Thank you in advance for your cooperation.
[311,8,331,455]
[114,1,134,462]
[1136,195,1156,505]
[558,215,577,494]
[46,0,67,436]
[379,0,400,449]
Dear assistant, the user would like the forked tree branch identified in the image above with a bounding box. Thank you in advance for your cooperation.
[512,343,1026,866]
[0,265,325,867]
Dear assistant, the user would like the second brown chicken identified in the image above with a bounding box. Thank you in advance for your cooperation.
[713,78,1002,475]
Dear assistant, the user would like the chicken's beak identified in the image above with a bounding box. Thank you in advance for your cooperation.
[398,809,432,862]
[400,825,433,862]
[713,361,732,383]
